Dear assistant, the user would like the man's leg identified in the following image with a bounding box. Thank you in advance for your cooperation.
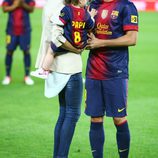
[23,50,34,85]
[23,50,31,76]
[2,50,14,85]
[85,78,105,158]
[4,33,17,78]
[5,50,14,76]
[20,31,32,77]
[89,117,105,158]
[113,117,130,158]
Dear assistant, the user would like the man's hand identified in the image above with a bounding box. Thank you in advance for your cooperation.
[88,8,97,18]
[13,0,22,8]
[86,33,104,49]
[21,0,35,12]
[21,0,26,7]
[2,0,22,12]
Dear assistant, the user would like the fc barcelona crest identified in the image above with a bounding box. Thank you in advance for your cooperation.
[111,10,119,19]
[101,10,108,19]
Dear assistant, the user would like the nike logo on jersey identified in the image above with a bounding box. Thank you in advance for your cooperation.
[118,107,125,113]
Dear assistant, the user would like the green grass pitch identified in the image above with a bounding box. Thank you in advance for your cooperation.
[0,9,158,158]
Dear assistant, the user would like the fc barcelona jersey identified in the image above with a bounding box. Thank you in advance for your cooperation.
[59,4,94,49]
[2,0,35,35]
[86,0,138,80]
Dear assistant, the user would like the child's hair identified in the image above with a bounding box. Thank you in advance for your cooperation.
[64,0,71,4]
[64,0,79,5]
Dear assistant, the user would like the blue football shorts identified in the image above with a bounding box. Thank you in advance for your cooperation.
[85,77,128,117]
[6,32,31,51]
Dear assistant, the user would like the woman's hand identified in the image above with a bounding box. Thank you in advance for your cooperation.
[73,48,84,54]
[62,40,84,54]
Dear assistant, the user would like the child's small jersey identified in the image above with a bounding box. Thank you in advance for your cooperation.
[2,0,35,35]
[59,4,95,49]
[86,0,138,80]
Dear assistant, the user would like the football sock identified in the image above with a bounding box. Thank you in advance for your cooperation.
[115,121,130,158]
[89,122,104,158]
[24,53,31,76]
[5,53,13,76]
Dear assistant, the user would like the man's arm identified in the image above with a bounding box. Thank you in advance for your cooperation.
[86,31,138,49]
[2,0,21,12]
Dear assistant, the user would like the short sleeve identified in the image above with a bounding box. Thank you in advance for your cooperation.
[27,0,35,6]
[123,2,139,31]
[51,24,66,51]
[59,6,70,25]
[2,0,10,6]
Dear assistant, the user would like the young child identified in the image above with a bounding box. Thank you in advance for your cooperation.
[31,0,97,79]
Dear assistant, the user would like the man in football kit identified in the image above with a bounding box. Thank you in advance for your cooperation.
[2,0,35,85]
[85,0,138,158]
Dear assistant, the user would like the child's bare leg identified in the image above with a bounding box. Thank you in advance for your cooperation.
[30,45,54,79]
[42,45,54,71]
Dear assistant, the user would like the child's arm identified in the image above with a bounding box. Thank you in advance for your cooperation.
[21,0,35,13]
[2,0,21,12]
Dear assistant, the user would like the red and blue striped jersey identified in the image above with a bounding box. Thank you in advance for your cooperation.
[86,0,138,80]
[59,4,95,49]
[2,0,35,35]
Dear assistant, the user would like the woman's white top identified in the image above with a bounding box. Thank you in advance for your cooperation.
[35,0,82,74]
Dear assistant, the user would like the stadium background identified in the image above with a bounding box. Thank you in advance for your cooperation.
[0,0,158,158]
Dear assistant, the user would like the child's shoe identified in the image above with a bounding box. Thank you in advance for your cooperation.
[30,68,49,79]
